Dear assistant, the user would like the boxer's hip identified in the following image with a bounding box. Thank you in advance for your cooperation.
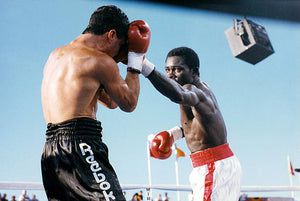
[189,143,234,168]
[45,117,103,139]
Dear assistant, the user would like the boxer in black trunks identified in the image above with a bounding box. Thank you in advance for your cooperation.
[41,5,151,201]
[42,118,122,200]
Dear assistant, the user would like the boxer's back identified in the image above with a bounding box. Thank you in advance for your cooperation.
[41,43,102,124]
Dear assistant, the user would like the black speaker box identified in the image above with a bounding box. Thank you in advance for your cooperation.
[225,17,274,64]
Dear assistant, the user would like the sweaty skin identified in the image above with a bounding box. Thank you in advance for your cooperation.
[147,56,227,153]
[41,31,140,124]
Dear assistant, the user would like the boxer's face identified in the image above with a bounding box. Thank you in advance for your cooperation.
[107,29,126,57]
[165,56,193,85]
[113,37,126,57]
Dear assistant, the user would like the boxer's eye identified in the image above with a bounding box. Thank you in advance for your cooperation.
[165,67,171,74]
[174,67,183,73]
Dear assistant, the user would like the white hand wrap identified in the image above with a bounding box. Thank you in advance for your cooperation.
[168,126,184,141]
[141,58,155,77]
[127,52,144,73]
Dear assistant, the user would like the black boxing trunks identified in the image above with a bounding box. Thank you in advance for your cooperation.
[41,118,125,201]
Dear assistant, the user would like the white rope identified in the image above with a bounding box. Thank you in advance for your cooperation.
[241,186,300,192]
[121,184,192,191]
[1,181,300,192]
[0,182,44,190]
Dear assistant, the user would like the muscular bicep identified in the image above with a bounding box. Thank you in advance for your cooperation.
[147,70,202,106]
[94,57,139,112]
[104,73,139,112]
[180,84,204,106]
[103,74,129,103]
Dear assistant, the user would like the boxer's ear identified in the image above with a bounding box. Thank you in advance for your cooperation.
[191,67,199,77]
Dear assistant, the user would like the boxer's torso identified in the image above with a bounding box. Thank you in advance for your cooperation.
[180,82,227,153]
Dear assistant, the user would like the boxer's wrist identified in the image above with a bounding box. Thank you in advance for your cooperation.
[127,52,143,73]
[141,58,155,77]
[168,126,184,141]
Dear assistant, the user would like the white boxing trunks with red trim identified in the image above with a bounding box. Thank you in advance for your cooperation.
[189,143,242,201]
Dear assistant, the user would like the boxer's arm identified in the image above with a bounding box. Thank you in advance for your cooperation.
[94,20,151,112]
[105,62,140,112]
[93,56,140,113]
[147,69,202,106]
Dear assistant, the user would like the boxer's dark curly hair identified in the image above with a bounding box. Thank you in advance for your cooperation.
[83,5,129,39]
[166,47,200,76]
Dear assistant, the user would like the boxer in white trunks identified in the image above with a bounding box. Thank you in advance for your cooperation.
[140,47,242,201]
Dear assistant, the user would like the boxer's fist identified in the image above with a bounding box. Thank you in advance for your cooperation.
[128,20,151,53]
[127,20,151,73]
[150,131,174,159]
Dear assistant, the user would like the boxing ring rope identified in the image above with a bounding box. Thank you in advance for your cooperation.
[1,181,300,192]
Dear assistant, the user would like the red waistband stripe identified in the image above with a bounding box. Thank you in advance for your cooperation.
[189,143,234,168]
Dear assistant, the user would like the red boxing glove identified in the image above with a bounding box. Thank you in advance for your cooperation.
[128,20,151,53]
[150,131,174,160]
[127,20,151,73]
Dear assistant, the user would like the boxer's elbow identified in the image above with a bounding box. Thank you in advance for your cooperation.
[107,103,118,109]
[118,95,138,112]
[119,102,137,112]
[97,98,118,109]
